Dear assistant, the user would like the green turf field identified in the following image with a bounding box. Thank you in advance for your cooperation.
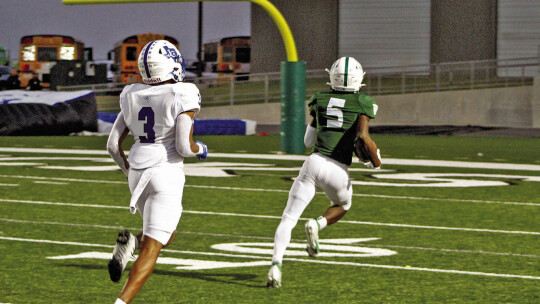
[0,134,538,303]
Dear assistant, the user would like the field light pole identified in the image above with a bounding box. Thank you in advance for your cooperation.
[64,0,306,154]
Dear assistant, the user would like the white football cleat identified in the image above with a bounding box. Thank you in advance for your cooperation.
[266,263,282,288]
[305,219,320,257]
[108,230,137,282]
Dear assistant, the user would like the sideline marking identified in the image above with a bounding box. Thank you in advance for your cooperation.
[2,217,538,258]
[0,236,538,280]
[1,174,539,206]
[1,198,538,235]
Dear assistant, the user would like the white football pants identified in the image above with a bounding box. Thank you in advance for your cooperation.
[272,153,352,264]
[128,163,185,246]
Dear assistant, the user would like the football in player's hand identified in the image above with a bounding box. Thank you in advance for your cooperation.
[354,138,370,162]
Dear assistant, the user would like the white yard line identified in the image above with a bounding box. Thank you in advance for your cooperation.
[0,148,110,155]
[0,235,538,280]
[1,174,538,206]
[283,257,540,280]
[0,236,266,260]
[0,198,125,210]
[2,217,538,258]
[33,181,69,185]
[0,198,538,235]
[1,147,539,171]
[186,184,540,207]
[0,174,126,184]
[366,244,540,258]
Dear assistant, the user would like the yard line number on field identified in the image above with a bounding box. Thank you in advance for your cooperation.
[0,235,538,280]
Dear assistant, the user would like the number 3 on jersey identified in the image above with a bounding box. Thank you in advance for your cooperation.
[138,107,155,143]
[326,97,345,128]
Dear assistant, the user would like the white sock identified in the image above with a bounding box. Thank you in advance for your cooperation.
[114,298,127,304]
[316,216,328,231]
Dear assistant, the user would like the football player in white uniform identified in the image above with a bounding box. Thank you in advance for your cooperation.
[106,40,208,304]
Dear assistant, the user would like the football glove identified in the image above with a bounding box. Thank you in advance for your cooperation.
[196,141,208,160]
[363,149,381,169]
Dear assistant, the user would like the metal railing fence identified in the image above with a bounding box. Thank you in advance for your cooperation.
[57,57,540,112]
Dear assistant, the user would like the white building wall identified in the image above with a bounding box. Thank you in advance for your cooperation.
[498,0,540,59]
[338,0,431,68]
[498,0,540,76]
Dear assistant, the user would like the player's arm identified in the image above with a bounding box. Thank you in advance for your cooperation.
[106,112,130,175]
[304,115,317,147]
[355,114,381,168]
[175,111,208,160]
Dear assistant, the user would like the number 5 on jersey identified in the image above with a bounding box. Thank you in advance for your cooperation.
[327,97,345,128]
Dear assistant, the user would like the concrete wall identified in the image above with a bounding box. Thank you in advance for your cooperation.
[373,86,532,127]
[198,84,539,128]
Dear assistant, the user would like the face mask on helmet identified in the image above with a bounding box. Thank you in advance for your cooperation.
[138,40,186,84]
[325,57,365,92]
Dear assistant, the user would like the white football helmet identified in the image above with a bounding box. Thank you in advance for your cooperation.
[138,40,185,84]
[326,57,365,92]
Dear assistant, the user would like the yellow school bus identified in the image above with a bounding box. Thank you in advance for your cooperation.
[110,33,179,83]
[18,35,85,87]
[204,36,250,78]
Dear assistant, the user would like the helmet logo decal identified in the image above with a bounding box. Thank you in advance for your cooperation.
[162,45,180,63]
[143,41,156,79]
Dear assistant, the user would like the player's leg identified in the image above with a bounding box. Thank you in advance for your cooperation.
[140,165,184,248]
[115,165,185,303]
[268,155,320,287]
[321,205,348,225]
[306,204,348,252]
[117,235,163,304]
[109,169,146,282]
[271,178,315,264]
[305,156,352,257]
[268,178,315,287]
[319,159,352,227]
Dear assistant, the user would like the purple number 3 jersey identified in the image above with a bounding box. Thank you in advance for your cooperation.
[119,82,201,169]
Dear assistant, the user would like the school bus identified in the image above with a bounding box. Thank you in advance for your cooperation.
[18,35,85,87]
[203,36,250,78]
[110,33,179,83]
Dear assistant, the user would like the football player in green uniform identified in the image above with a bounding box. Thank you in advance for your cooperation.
[267,57,382,288]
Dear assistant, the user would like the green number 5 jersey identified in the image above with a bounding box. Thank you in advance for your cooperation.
[308,91,378,165]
